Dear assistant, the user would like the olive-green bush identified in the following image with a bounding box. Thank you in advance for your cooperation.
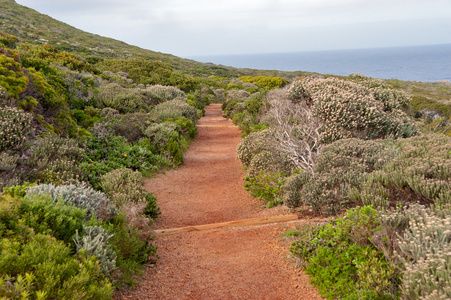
[152,99,198,124]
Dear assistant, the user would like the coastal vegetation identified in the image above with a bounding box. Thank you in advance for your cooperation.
[227,74,450,298]
[0,0,450,298]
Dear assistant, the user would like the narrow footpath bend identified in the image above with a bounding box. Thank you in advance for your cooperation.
[119,104,322,300]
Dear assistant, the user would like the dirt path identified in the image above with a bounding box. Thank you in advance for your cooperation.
[119,104,322,300]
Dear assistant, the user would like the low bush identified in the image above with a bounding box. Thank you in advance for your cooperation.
[26,184,117,221]
[26,135,86,185]
[288,76,418,143]
[0,194,112,299]
[74,225,117,276]
[81,134,169,188]
[107,112,154,143]
[283,138,398,214]
[96,83,147,113]
[239,76,289,90]
[245,171,286,207]
[144,85,186,105]
[291,206,399,299]
[0,106,34,152]
[152,99,198,124]
[101,168,146,207]
[18,193,87,247]
[144,121,188,164]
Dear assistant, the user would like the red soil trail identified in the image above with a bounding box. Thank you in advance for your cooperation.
[118,104,322,300]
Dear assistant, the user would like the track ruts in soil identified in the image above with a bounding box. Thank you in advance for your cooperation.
[117,104,323,300]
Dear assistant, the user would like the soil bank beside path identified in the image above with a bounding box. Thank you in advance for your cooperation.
[118,104,322,300]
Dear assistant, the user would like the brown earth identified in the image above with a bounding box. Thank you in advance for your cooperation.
[117,104,323,300]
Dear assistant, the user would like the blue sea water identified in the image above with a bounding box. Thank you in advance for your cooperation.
[189,44,451,82]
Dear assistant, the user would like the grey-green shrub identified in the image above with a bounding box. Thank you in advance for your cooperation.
[283,138,399,214]
[96,83,147,113]
[101,168,146,207]
[26,184,117,220]
[0,106,33,151]
[144,85,186,105]
[394,208,451,299]
[283,172,311,208]
[358,134,451,207]
[0,152,19,188]
[236,129,274,166]
[74,225,117,276]
[287,76,418,143]
[247,150,293,178]
[144,122,179,152]
[152,99,198,123]
[26,136,85,185]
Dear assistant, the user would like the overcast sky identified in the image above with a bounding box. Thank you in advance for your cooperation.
[14,0,451,57]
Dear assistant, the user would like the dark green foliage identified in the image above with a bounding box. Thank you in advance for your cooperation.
[107,213,157,284]
[0,195,112,299]
[245,171,286,207]
[291,206,399,299]
[81,134,169,189]
[143,193,160,219]
[17,194,86,247]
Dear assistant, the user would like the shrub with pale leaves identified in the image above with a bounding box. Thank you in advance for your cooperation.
[101,168,146,207]
[0,106,33,151]
[26,184,117,220]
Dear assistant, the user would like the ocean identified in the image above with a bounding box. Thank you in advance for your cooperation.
[189,44,451,82]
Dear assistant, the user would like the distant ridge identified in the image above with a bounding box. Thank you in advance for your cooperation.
[0,0,310,78]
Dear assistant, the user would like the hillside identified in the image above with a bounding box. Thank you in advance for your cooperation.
[0,0,312,79]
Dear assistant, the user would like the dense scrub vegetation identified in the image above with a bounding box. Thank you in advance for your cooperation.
[0,28,217,298]
[225,73,451,299]
[1,1,450,297]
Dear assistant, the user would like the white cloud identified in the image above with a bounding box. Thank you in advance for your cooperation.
[15,0,451,56]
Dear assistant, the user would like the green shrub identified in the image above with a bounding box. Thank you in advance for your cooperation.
[152,99,198,123]
[107,112,154,142]
[96,83,147,113]
[144,121,188,164]
[107,213,157,284]
[144,84,186,105]
[391,206,451,299]
[245,171,286,207]
[239,76,289,90]
[143,193,160,219]
[0,232,112,299]
[81,134,168,188]
[236,129,274,166]
[18,194,87,247]
[291,206,399,299]
[247,150,293,178]
[101,168,146,207]
[26,184,117,220]
[0,54,29,99]
[357,134,451,208]
[0,106,33,152]
[0,152,19,188]
[26,135,85,185]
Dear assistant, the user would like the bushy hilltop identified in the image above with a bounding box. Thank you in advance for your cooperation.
[224,74,450,299]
